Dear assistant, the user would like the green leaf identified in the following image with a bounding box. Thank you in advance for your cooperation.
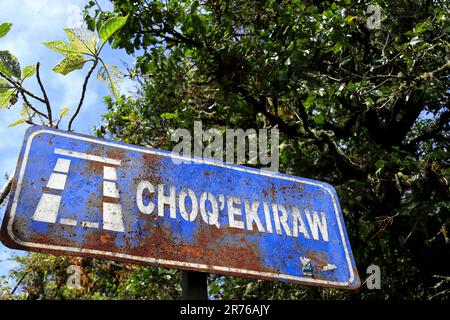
[303,95,315,109]
[59,107,70,118]
[0,89,15,108]
[375,160,385,170]
[8,118,26,127]
[22,65,36,80]
[415,22,429,34]
[64,28,98,55]
[53,55,87,75]
[0,78,11,93]
[313,113,325,125]
[98,15,128,43]
[43,40,76,55]
[97,63,123,100]
[346,15,356,23]
[375,159,385,175]
[20,103,31,117]
[0,50,21,78]
[161,112,177,120]
[0,23,12,38]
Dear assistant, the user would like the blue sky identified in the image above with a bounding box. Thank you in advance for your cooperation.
[0,0,136,285]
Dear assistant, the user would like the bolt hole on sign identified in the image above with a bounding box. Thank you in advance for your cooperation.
[1,126,360,289]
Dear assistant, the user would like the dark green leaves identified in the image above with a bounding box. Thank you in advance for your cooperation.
[0,24,34,84]
[375,160,385,174]
[313,113,325,125]
[0,50,21,78]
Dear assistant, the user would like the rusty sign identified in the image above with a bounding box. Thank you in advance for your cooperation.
[1,126,360,289]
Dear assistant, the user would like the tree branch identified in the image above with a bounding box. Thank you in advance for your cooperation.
[236,87,366,178]
[17,89,48,122]
[295,98,366,178]
[68,58,99,131]
[295,98,314,137]
[10,268,32,295]
[235,86,302,138]
[36,62,52,126]
[0,70,47,104]
[406,110,450,149]
[0,176,12,206]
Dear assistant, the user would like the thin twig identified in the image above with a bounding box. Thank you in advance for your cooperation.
[36,63,52,126]
[17,90,47,121]
[68,58,99,131]
[0,177,12,206]
[0,70,47,104]
[10,268,32,295]
[94,0,103,12]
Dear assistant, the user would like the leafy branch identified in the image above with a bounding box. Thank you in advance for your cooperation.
[0,15,128,130]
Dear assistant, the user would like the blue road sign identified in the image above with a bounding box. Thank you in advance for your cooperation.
[1,126,360,289]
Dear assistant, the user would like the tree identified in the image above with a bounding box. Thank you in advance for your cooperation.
[0,15,128,130]
[3,0,449,300]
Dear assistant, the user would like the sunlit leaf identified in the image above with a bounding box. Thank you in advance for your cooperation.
[0,89,15,108]
[64,28,98,55]
[0,50,21,78]
[0,78,11,93]
[43,40,76,55]
[346,15,356,23]
[99,15,128,43]
[20,103,31,117]
[0,23,12,38]
[22,65,36,80]
[59,107,70,118]
[53,55,87,75]
[97,63,123,100]
[8,118,26,127]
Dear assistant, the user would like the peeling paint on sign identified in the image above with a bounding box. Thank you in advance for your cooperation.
[0,126,360,289]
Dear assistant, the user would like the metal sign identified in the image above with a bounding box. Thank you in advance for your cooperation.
[1,126,360,289]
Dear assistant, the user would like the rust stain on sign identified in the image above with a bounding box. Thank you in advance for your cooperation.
[0,126,360,289]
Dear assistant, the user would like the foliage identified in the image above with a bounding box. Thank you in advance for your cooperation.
[2,0,449,300]
[4,253,180,300]
[0,15,128,129]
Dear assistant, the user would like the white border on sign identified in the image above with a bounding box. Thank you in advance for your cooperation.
[7,129,355,287]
